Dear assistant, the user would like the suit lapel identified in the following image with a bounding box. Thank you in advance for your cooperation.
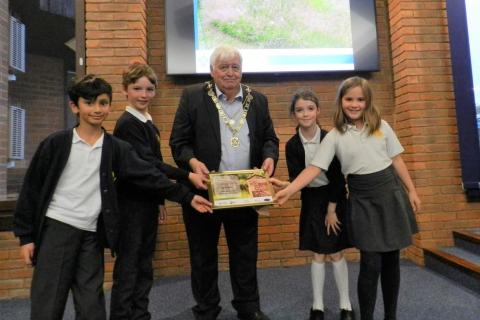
[203,84,221,145]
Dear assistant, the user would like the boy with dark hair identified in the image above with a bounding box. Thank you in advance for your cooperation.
[110,63,208,319]
[13,74,212,320]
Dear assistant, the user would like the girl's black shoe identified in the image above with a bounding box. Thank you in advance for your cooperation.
[340,309,355,320]
[309,308,324,320]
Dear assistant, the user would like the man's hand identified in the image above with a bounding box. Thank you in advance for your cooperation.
[191,195,213,213]
[261,158,275,176]
[188,172,209,190]
[189,158,209,178]
[20,243,35,267]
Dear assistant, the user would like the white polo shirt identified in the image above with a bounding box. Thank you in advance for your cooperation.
[46,129,104,231]
[298,125,329,187]
[311,120,404,175]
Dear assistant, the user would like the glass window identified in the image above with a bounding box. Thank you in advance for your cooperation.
[0,0,82,229]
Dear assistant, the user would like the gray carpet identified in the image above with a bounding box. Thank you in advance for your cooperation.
[1,260,479,320]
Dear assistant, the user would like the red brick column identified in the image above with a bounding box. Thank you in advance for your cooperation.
[388,0,480,264]
[85,0,148,286]
[85,0,148,131]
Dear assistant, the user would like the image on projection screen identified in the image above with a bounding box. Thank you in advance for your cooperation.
[193,0,354,73]
[466,0,480,112]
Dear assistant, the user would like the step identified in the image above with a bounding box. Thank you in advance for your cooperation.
[424,246,480,294]
[469,228,480,236]
[453,230,480,256]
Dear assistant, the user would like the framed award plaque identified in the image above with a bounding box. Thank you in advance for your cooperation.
[207,169,275,210]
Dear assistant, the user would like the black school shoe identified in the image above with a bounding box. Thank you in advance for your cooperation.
[340,309,355,320]
[237,310,270,320]
[309,308,324,320]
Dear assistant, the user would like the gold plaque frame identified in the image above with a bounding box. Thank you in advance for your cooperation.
[207,169,275,210]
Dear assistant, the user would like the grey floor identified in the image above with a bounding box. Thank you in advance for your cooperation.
[1,260,479,320]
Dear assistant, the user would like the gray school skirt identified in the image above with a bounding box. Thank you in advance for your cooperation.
[346,166,418,252]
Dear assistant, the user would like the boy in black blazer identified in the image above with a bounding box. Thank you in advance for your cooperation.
[110,63,208,320]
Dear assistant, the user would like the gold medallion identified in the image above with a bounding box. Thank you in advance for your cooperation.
[231,136,240,147]
[206,81,252,148]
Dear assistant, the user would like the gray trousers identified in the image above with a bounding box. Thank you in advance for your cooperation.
[110,200,158,320]
[31,218,106,320]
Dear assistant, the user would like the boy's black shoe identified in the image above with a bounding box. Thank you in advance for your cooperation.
[237,310,270,320]
[340,309,355,320]
[309,308,324,320]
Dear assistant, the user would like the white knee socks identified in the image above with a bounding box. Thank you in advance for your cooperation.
[311,260,325,311]
[332,257,352,310]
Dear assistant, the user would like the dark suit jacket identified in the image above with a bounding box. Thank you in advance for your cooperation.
[169,82,279,177]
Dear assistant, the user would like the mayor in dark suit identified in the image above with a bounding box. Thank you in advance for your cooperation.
[169,46,279,320]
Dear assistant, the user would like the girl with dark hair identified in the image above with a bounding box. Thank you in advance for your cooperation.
[286,89,355,320]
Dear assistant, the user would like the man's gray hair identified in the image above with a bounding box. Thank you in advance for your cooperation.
[210,46,243,70]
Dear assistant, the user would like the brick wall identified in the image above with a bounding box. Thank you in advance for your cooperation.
[387,0,480,264]
[144,0,395,276]
[0,0,8,197]
[93,0,395,281]
[2,0,480,300]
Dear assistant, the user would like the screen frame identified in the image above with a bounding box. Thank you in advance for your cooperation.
[165,0,379,75]
[446,0,480,199]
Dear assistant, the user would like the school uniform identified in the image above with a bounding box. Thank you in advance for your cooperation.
[13,128,194,320]
[311,120,418,251]
[110,107,190,320]
[310,119,418,320]
[285,127,350,254]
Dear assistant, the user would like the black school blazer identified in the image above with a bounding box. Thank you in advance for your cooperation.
[285,129,346,203]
